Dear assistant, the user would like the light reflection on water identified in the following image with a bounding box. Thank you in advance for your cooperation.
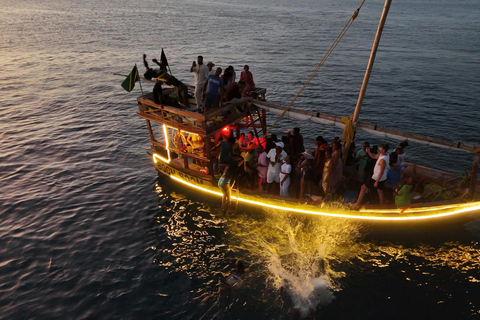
[152,178,480,318]
[229,210,363,317]
[1,0,479,318]
[365,241,480,274]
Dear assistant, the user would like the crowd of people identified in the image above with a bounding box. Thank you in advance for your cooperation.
[142,54,416,211]
[190,55,257,113]
[214,125,416,212]
[142,53,257,112]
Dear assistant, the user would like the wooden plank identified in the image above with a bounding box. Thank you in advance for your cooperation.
[251,100,479,154]
[167,160,214,182]
[138,97,204,120]
[403,163,480,194]
[203,100,248,119]
[207,109,252,135]
[176,150,211,163]
[359,121,477,153]
[146,120,154,141]
[137,112,206,135]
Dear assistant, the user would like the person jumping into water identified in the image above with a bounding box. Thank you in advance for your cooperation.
[143,53,189,108]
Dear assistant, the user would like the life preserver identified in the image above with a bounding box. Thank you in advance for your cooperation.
[174,131,187,152]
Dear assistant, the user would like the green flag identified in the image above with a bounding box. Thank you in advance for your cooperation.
[121,64,140,92]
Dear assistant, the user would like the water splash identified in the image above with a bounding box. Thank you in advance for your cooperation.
[230,209,363,317]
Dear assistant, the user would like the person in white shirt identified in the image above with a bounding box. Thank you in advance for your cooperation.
[353,143,390,208]
[279,156,292,197]
[266,142,287,194]
[190,55,209,112]
[256,145,268,191]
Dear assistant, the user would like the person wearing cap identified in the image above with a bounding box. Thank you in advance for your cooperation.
[353,143,390,208]
[190,55,209,112]
[206,61,215,76]
[266,141,287,194]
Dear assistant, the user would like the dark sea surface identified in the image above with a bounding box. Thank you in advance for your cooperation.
[1,0,480,319]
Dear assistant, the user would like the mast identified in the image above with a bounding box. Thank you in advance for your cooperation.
[343,0,392,164]
[352,0,392,123]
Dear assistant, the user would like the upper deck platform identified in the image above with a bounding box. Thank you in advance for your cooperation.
[136,87,266,136]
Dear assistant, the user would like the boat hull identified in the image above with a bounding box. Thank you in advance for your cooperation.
[151,153,480,225]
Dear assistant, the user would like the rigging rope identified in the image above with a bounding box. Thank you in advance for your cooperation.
[265,0,366,136]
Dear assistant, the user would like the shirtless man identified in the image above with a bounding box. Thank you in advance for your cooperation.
[143,54,189,108]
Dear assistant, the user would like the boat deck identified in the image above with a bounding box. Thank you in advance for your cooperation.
[137,89,266,136]
[135,85,480,221]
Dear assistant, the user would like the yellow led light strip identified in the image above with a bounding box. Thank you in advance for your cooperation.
[167,174,480,221]
[152,125,171,164]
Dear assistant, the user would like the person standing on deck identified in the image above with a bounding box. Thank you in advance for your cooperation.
[298,151,314,198]
[206,61,215,76]
[218,136,235,174]
[202,67,224,111]
[353,143,390,208]
[280,156,292,197]
[395,140,408,166]
[266,142,287,194]
[243,144,257,189]
[322,147,334,197]
[292,127,305,159]
[218,166,233,214]
[221,68,233,90]
[190,55,209,112]
[226,66,236,87]
[355,141,370,183]
[256,144,268,191]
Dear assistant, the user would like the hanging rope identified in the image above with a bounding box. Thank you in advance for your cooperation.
[265,0,366,136]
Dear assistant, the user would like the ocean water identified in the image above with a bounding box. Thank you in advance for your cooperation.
[1,0,480,319]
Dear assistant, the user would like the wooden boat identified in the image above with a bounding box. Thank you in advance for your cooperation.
[134,0,480,223]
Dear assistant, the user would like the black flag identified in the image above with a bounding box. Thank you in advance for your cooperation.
[160,48,169,67]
